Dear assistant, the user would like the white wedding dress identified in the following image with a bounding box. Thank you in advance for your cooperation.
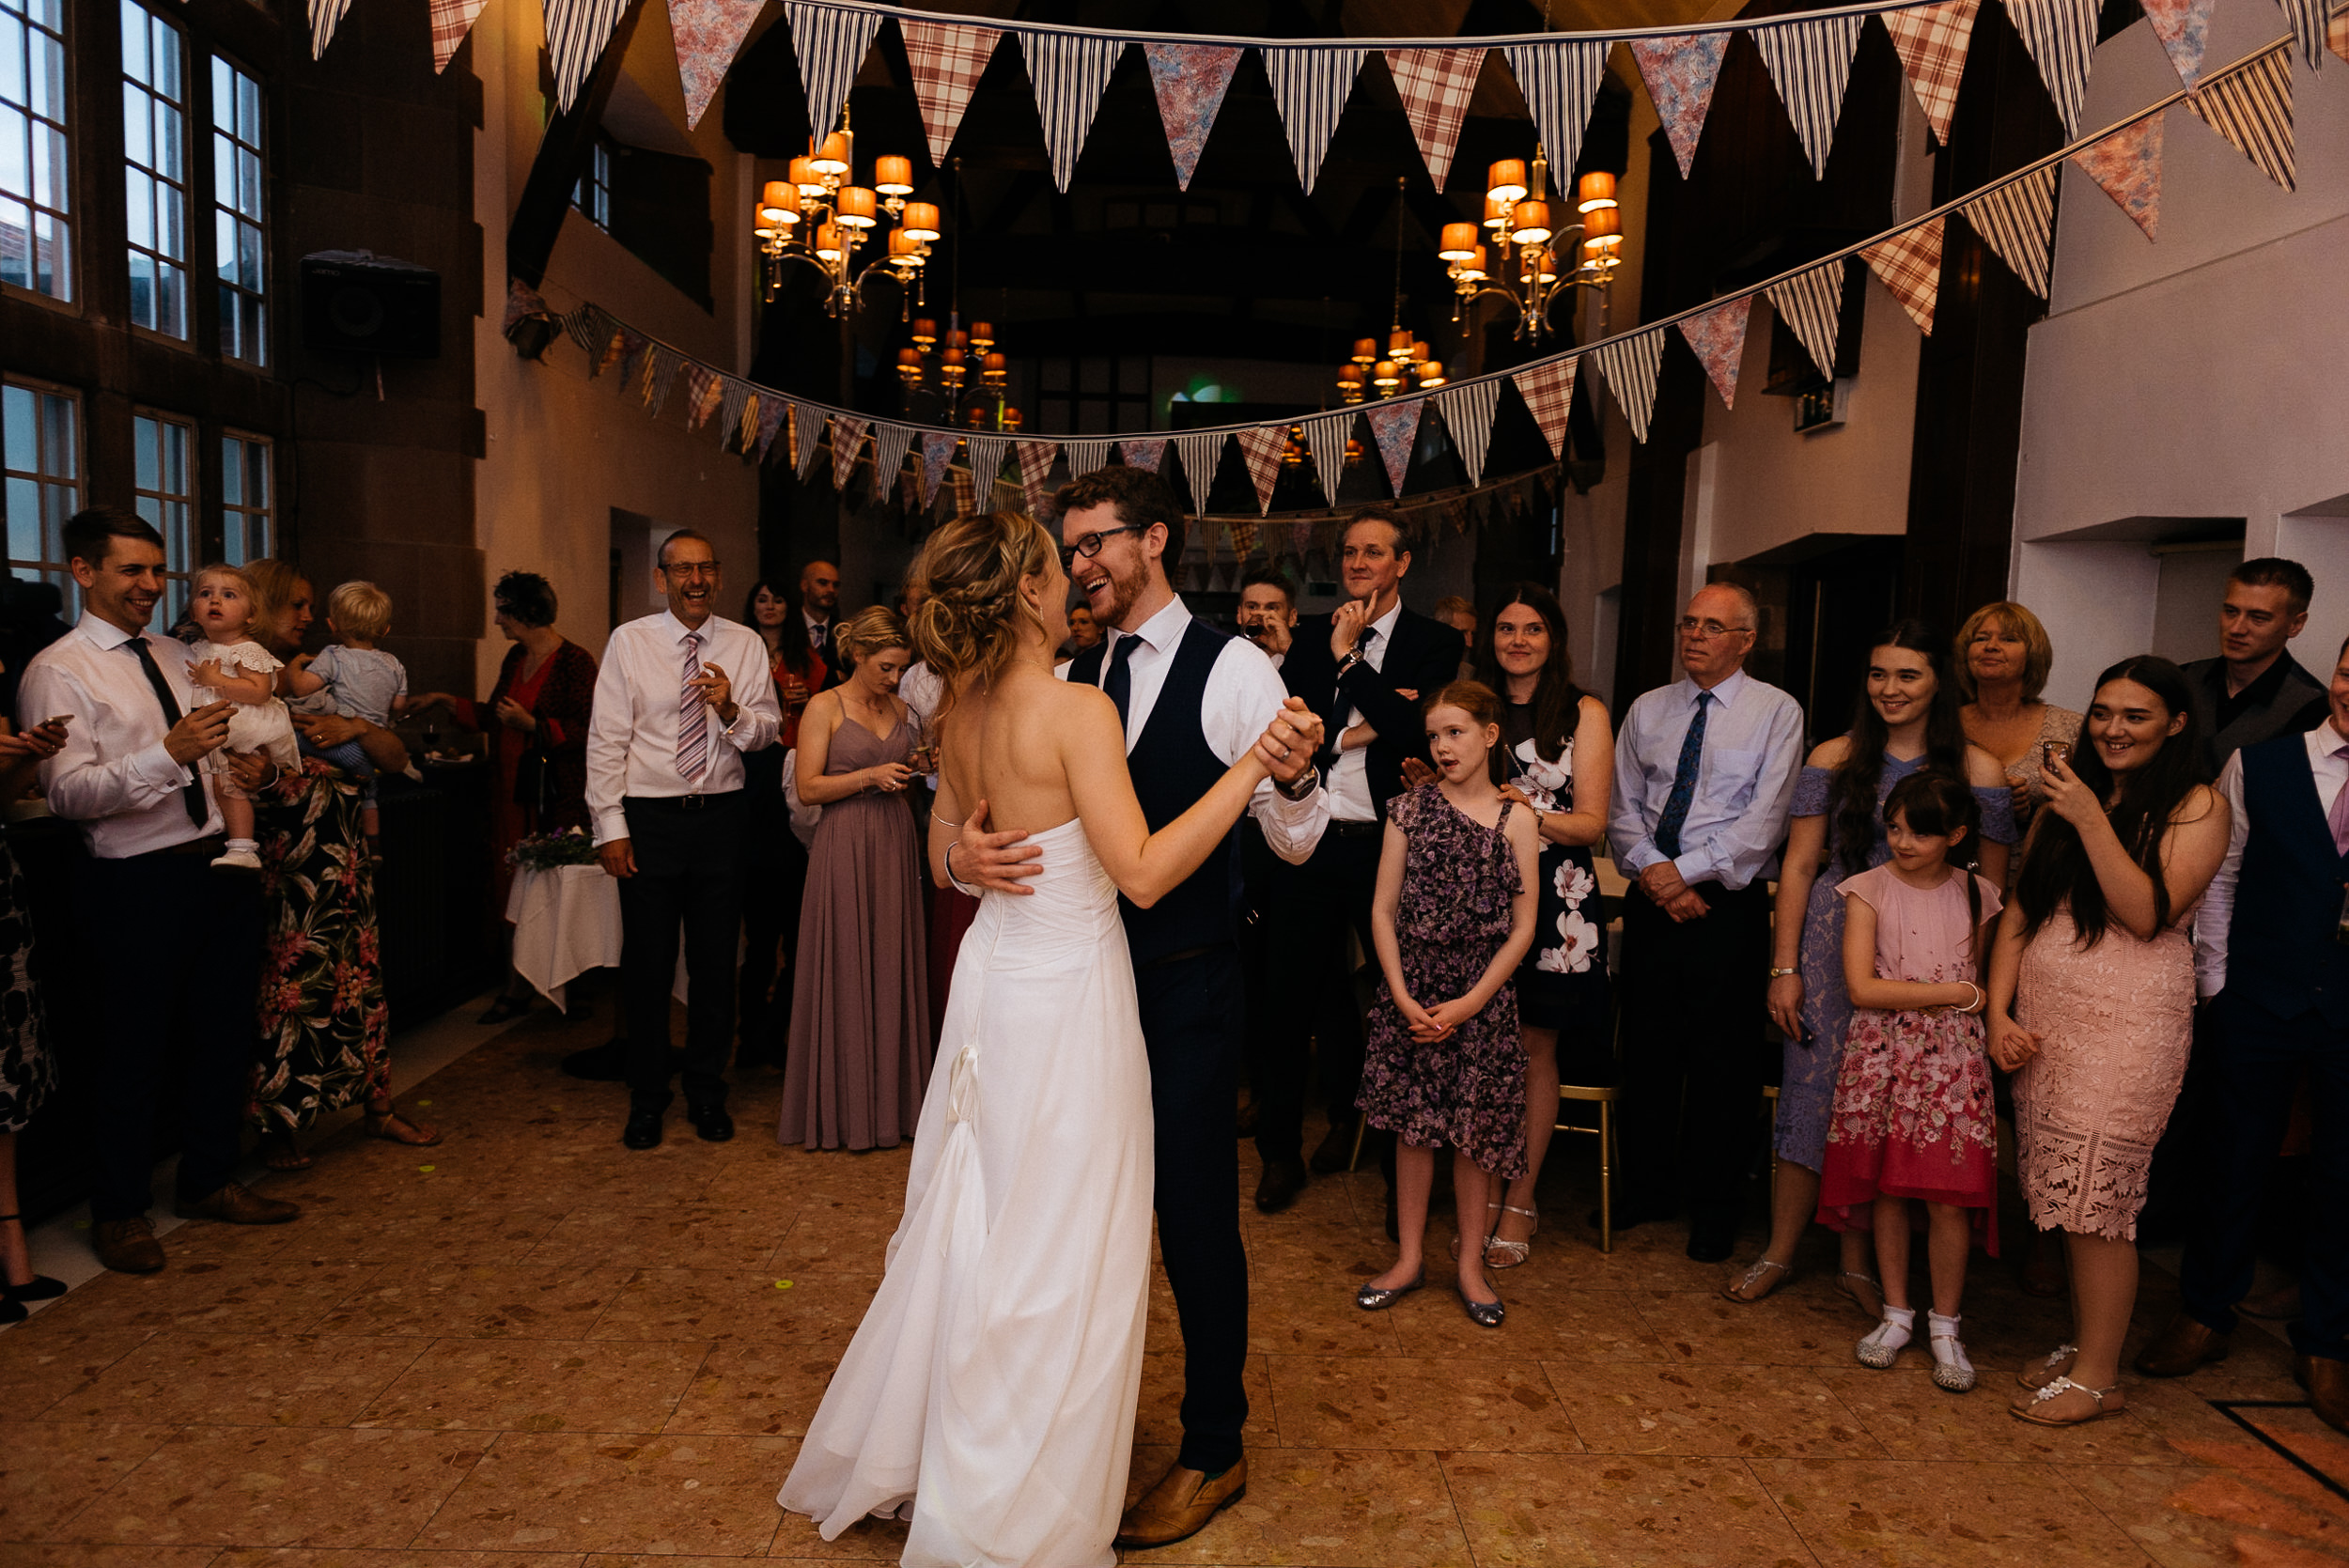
[778,817,1154,1567]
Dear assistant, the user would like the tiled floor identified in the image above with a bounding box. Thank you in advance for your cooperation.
[4,1001,2347,1567]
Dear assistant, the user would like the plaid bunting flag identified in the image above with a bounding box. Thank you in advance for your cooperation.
[754,395,790,461]
[1144,43,1241,191]
[1120,438,1169,473]
[1434,379,1501,485]
[1299,412,1354,506]
[951,467,977,518]
[1064,438,1116,478]
[1173,433,1227,514]
[785,2,884,137]
[899,19,1003,165]
[2139,0,2214,86]
[794,401,826,479]
[1751,14,1867,179]
[1677,296,1754,410]
[1629,34,1732,179]
[1225,518,1261,558]
[1501,39,1608,180]
[308,0,354,58]
[2071,113,2162,239]
[1259,46,1369,194]
[2002,0,2100,136]
[2189,48,2295,191]
[1862,214,1945,334]
[831,416,869,492]
[673,0,766,128]
[1510,357,1579,458]
[1362,399,1423,497]
[1963,163,2057,297]
[1592,330,1666,443]
[1764,260,1847,380]
[1233,426,1289,515]
[1384,48,1487,190]
[681,365,723,430]
[919,432,959,508]
[428,0,487,71]
[1881,0,1981,146]
[872,422,917,497]
[544,0,630,111]
[1022,32,1126,192]
[1016,440,1061,513]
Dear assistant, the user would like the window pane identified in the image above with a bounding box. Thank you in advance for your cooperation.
[0,385,29,472]
[2,381,81,595]
[120,0,147,85]
[211,58,267,365]
[122,8,187,337]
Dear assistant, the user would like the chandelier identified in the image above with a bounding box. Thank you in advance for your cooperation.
[754,107,938,316]
[894,316,1022,431]
[1337,179,1451,405]
[1440,152,1620,345]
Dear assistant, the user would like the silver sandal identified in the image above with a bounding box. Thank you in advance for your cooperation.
[1930,1324,1977,1393]
[1486,1204,1537,1269]
[1722,1258,1791,1304]
[2016,1342,2079,1390]
[2014,1374,2122,1426]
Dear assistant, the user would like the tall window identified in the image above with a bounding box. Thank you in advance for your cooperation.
[131,411,192,620]
[121,2,189,339]
[0,0,70,301]
[573,135,611,230]
[221,431,271,564]
[210,58,264,364]
[1,380,79,594]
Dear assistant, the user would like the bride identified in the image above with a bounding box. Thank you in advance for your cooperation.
[777,509,1319,1566]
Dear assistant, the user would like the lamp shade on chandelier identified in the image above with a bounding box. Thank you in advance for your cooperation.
[754,109,931,317]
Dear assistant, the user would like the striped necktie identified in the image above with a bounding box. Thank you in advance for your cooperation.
[677,631,708,782]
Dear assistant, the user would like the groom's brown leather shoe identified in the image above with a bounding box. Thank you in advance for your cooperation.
[1113,1456,1247,1549]
[2133,1313,2230,1378]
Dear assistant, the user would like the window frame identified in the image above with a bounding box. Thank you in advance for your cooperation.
[1,375,84,603]
[219,428,272,567]
[208,53,266,366]
[0,0,74,305]
[130,406,195,622]
[120,0,193,343]
[573,133,612,231]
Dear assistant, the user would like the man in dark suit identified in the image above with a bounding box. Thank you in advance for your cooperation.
[797,559,845,691]
[1254,510,1465,1212]
[2180,557,2327,775]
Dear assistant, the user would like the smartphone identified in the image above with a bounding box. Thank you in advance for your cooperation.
[2042,740,2071,769]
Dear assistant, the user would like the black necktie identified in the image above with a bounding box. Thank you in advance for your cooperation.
[1103,633,1141,732]
[125,636,210,828]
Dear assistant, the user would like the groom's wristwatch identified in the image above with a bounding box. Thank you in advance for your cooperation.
[1274,764,1320,802]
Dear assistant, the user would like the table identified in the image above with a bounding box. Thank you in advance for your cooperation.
[506,863,704,1010]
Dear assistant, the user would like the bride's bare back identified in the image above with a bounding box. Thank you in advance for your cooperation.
[937,660,1112,839]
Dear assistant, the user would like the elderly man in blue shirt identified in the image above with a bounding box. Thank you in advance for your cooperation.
[1608,582,1805,1262]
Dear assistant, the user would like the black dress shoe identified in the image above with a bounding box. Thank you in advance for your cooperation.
[1309,1116,1360,1175]
[1253,1157,1307,1214]
[1685,1213,1737,1264]
[622,1105,663,1149]
[688,1105,735,1142]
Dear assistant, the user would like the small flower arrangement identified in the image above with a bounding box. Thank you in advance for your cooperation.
[507,827,599,873]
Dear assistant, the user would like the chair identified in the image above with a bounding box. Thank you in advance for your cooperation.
[1556,1082,1625,1252]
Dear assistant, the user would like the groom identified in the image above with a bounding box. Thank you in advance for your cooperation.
[955,466,1329,1548]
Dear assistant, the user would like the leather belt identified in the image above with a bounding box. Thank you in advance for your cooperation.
[626,791,743,813]
[1328,818,1383,837]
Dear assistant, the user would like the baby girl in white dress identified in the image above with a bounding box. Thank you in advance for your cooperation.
[188,563,307,872]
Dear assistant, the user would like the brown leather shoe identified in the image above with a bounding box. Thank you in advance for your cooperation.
[1113,1457,1248,1549]
[174,1181,300,1226]
[2296,1354,2349,1435]
[91,1218,165,1274]
[2132,1312,2231,1378]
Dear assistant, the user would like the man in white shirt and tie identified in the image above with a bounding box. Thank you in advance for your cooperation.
[588,530,781,1150]
[22,508,300,1274]
[799,559,842,689]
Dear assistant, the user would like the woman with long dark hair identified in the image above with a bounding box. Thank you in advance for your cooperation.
[1731,621,2015,1306]
[735,580,823,1072]
[1989,655,2229,1426]
[1466,583,1612,1268]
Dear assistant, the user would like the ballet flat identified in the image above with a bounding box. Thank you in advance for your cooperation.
[1356,1272,1424,1311]
[1456,1284,1505,1328]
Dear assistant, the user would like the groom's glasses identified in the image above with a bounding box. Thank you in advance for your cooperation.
[1059,524,1144,572]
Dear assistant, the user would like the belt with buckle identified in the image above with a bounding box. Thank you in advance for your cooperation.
[1328,818,1383,838]
[627,790,742,813]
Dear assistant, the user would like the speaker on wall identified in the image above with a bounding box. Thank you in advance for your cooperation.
[300,251,442,358]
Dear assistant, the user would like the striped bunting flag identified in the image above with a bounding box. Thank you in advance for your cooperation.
[673,0,767,128]
[965,435,1012,496]
[642,349,680,416]
[785,2,884,137]
[899,20,1003,165]
[1173,433,1228,515]
[1501,40,1609,179]
[1063,439,1116,479]
[794,400,826,479]
[2070,113,2162,238]
[919,432,959,508]
[873,422,917,497]
[830,416,869,492]
[1259,46,1369,194]
[1880,0,1981,146]
[428,0,488,72]
[1017,440,1061,513]
[1300,411,1355,506]
[1435,379,1501,485]
[1678,296,1754,410]
[2279,0,2326,69]
[2189,49,2295,191]
[1022,32,1127,192]
[2002,0,2100,136]
[1234,427,1289,514]
[308,0,353,59]
[1628,34,1733,179]
[1145,44,1242,192]
[1362,399,1423,498]
[546,0,631,110]
[1384,47,1487,191]
[1510,357,1579,459]
[563,304,606,357]
[1592,330,1667,444]
[2139,0,2214,86]
[717,379,752,447]
[1121,438,1169,474]
[1862,215,1943,334]
[1962,163,2058,297]
[754,396,790,461]
[1751,14,1868,179]
[1765,260,1846,380]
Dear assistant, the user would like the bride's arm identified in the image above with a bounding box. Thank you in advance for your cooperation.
[1063,684,1270,908]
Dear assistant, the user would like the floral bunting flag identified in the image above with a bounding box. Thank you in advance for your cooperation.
[754,395,789,461]
[1144,43,1241,191]
[2189,48,2295,191]
[1591,330,1666,443]
[1628,33,1732,179]
[1764,260,1846,380]
[1173,432,1227,514]
[919,432,959,508]
[1021,32,1127,192]
[544,0,632,111]
[899,19,1003,164]
[1501,39,1609,181]
[1880,0,1980,146]
[1362,398,1423,497]
[1121,438,1169,473]
[1510,358,1579,459]
[428,0,488,72]
[794,400,826,479]
[1963,163,2058,297]
[2139,0,2214,85]
[1064,438,1116,478]
[1383,47,1487,190]
[1751,13,1868,179]
[1017,440,1061,512]
[2070,112,2162,238]
[673,0,767,129]
[1862,215,1944,334]
[785,2,884,137]
[1434,378,1501,485]
[873,422,918,497]
[1234,426,1289,514]
[2002,0,2100,136]
[1258,46,1369,194]
[1299,411,1354,506]
[830,416,868,491]
[1676,296,1754,410]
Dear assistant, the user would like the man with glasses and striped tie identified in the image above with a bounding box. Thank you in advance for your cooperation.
[587,530,781,1151]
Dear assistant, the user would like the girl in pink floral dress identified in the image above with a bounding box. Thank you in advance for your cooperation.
[1819,772,2002,1393]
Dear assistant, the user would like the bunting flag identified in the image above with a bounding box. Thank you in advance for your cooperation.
[1434,379,1501,485]
[1226,518,1261,558]
[547,0,633,108]
[785,2,884,137]
[2279,0,2326,68]
[640,348,677,415]
[1064,438,1116,478]
[1964,163,2058,296]
[754,395,789,461]
[1300,411,1355,505]
[564,305,605,357]
[965,435,1011,494]
[681,365,723,430]
[1259,46,1368,194]
[1501,39,1609,179]
[1173,432,1227,514]
[428,0,488,71]
[1362,399,1423,498]
[717,379,751,448]
[2331,7,2349,66]
[1592,330,1667,444]
[1752,14,1868,179]
[1234,426,1289,514]
[1017,440,1061,512]
[951,468,978,518]
[1022,32,1127,192]
[2070,112,2162,238]
[308,0,354,58]
[1144,43,1242,192]
[899,19,1003,165]
[1677,297,1754,410]
[1881,0,1980,146]
[1510,358,1579,459]
[919,432,958,508]
[1765,260,1847,380]
[1862,215,1944,334]
[2002,0,2100,136]
[2189,49,2295,191]
[1383,47,1486,190]
[794,400,826,479]
[1628,34,1731,179]
[2139,0,2214,85]
[873,422,917,496]
[673,0,768,128]
[1121,438,1169,473]
[830,416,868,491]
[599,327,642,379]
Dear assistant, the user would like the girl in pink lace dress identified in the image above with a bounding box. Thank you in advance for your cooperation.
[1987,657,2231,1428]
[1820,773,2003,1393]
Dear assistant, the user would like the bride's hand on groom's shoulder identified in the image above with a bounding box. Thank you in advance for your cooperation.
[1252,697,1324,783]
[955,799,1045,896]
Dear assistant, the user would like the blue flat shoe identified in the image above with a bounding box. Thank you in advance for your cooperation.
[1355,1271,1424,1311]
[1457,1284,1504,1328]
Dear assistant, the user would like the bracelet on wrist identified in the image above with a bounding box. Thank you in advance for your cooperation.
[1768,967,1797,979]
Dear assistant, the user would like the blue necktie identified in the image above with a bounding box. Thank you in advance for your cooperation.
[1103,633,1140,731]
[1654,691,1711,859]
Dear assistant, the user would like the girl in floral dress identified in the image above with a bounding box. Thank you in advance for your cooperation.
[1353,682,1540,1328]
[1820,772,2003,1392]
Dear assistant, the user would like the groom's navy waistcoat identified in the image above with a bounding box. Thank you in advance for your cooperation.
[2230,732,2349,1028]
[1068,618,1244,967]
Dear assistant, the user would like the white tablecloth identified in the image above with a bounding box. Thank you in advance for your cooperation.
[506,863,701,1010]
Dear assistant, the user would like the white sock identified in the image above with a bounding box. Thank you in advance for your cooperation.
[1863,1305,1916,1355]
[1929,1312,1971,1374]
[225,838,257,854]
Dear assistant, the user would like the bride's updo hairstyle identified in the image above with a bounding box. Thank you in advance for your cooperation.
[909,509,1057,724]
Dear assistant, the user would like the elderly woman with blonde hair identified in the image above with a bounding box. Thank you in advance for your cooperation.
[1955,601,2082,846]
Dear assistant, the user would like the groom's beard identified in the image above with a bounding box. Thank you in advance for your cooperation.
[1095,558,1148,631]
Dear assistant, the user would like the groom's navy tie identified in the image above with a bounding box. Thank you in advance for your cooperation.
[1103,632,1141,732]
[1654,690,1711,859]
